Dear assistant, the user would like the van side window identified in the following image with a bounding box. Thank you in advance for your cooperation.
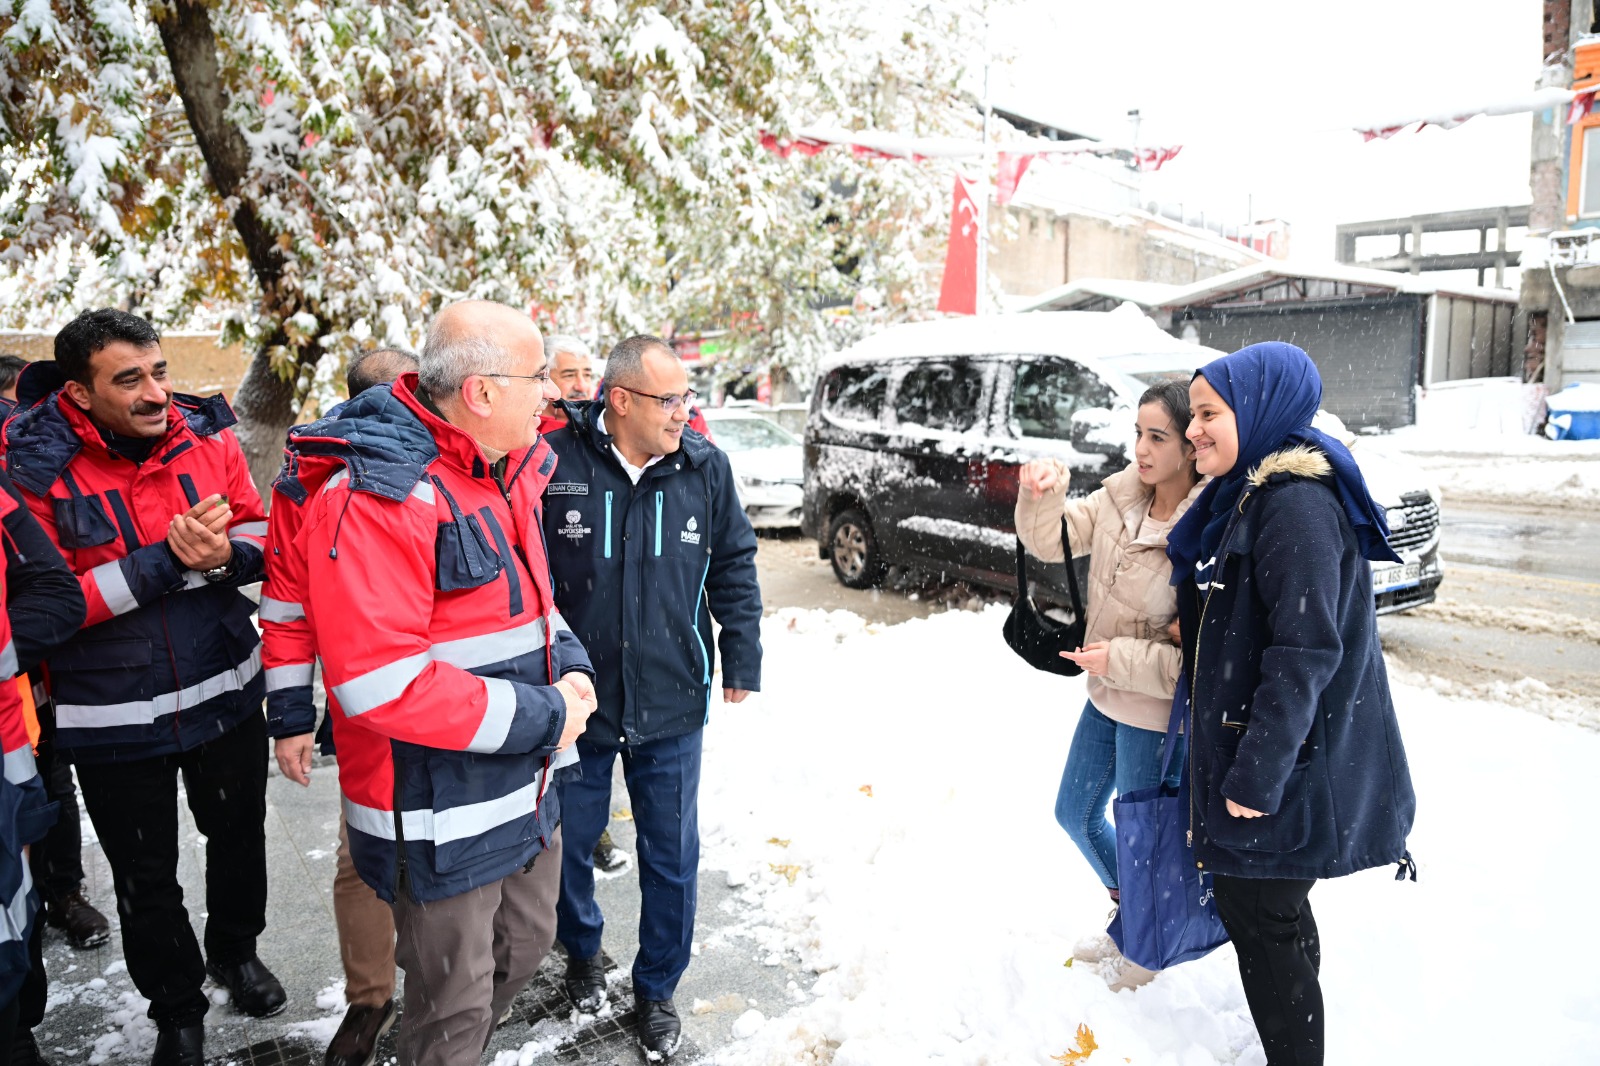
[824,365,890,424]
[894,361,982,433]
[1011,358,1114,440]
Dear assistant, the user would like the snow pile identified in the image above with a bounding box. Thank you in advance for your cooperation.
[284,981,351,1047]
[1424,458,1600,507]
[692,605,1600,1064]
[1377,428,1600,508]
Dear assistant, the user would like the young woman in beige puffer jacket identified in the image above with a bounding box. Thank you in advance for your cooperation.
[1015,381,1205,922]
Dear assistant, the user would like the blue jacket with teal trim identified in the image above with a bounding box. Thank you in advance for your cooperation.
[541,401,762,748]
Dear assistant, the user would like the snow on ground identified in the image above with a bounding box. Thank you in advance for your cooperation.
[1377,427,1600,508]
[691,605,1600,1065]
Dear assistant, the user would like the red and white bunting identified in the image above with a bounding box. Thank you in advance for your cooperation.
[759,127,1184,171]
[1353,85,1591,140]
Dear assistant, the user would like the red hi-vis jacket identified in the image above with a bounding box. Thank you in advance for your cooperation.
[261,443,324,747]
[0,488,59,1007]
[1,392,267,762]
[294,376,592,904]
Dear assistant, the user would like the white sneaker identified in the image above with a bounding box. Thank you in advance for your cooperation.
[1105,955,1159,992]
[1071,932,1121,964]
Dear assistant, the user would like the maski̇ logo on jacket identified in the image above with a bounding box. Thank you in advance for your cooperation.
[558,509,591,541]
[681,515,701,545]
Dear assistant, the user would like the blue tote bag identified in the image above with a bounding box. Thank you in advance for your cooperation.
[1107,677,1228,971]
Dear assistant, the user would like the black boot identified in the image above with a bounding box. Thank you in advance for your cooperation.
[562,952,607,1013]
[592,830,631,873]
[150,1024,204,1066]
[635,998,681,1061]
[44,888,111,950]
[206,956,287,1018]
[323,999,398,1066]
[10,1029,52,1066]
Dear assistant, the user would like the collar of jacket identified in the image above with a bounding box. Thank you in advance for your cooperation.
[1246,444,1332,487]
[1099,463,1209,544]
[275,380,442,504]
[2,388,236,497]
[390,372,556,489]
[567,397,713,471]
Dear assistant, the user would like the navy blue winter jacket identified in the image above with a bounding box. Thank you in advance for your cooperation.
[541,401,762,747]
[1177,446,1416,880]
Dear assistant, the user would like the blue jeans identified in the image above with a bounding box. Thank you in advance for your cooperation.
[556,730,702,1002]
[1054,700,1183,890]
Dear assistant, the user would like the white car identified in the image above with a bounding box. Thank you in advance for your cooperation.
[700,408,805,528]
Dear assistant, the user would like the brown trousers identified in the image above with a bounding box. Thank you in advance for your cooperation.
[390,831,563,1066]
[335,815,398,1007]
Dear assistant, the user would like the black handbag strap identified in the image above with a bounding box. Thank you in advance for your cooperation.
[1014,515,1084,620]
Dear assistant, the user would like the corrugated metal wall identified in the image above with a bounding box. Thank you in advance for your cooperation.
[1181,296,1422,430]
[1429,297,1522,382]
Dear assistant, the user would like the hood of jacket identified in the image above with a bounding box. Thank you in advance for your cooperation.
[1247,444,1332,487]
[273,381,440,505]
[3,387,236,497]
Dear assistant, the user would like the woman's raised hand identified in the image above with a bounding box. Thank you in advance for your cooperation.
[1019,459,1063,498]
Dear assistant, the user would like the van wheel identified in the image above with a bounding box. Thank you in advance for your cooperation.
[828,508,886,589]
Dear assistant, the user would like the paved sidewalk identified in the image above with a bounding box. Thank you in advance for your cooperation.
[29,755,806,1066]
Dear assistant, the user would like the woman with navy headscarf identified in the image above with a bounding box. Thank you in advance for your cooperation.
[1168,342,1416,1066]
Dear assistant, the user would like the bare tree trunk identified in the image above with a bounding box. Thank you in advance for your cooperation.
[154,0,321,492]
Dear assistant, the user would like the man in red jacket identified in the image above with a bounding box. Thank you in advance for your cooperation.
[1,309,280,1066]
[264,345,415,1066]
[297,301,598,1066]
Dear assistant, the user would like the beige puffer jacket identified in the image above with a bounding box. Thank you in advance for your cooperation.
[1014,461,1206,732]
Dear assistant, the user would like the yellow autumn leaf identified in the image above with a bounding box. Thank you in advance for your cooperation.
[859,785,873,797]
[768,863,801,885]
[767,837,791,847]
[612,808,633,821]
[1049,1023,1098,1064]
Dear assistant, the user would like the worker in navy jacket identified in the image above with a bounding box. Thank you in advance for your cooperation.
[1169,342,1416,1066]
[0,310,282,1066]
[540,335,762,1061]
[0,464,85,1062]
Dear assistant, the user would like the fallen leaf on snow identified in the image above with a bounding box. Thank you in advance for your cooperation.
[1050,1023,1098,1064]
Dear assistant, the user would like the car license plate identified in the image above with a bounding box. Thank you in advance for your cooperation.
[1372,562,1421,593]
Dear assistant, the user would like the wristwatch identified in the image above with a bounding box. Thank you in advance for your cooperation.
[201,557,237,583]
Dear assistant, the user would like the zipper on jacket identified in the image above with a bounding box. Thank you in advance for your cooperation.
[393,773,410,899]
[604,491,613,559]
[654,491,663,556]
[1187,491,1251,849]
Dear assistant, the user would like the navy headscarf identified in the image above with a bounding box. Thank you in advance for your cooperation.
[1166,342,1401,586]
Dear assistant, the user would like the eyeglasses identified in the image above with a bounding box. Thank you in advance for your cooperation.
[487,370,552,386]
[616,385,698,413]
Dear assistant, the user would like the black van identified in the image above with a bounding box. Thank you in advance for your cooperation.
[800,312,1444,613]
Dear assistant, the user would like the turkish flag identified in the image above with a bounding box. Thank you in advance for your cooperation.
[995,152,1034,204]
[937,175,980,316]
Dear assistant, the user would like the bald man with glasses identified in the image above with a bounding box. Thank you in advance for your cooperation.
[538,334,762,1061]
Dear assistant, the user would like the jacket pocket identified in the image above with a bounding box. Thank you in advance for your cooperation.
[1205,760,1312,854]
[51,638,155,711]
[53,494,119,550]
[432,479,502,592]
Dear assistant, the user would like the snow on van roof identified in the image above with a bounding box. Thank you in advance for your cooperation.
[822,309,1209,369]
